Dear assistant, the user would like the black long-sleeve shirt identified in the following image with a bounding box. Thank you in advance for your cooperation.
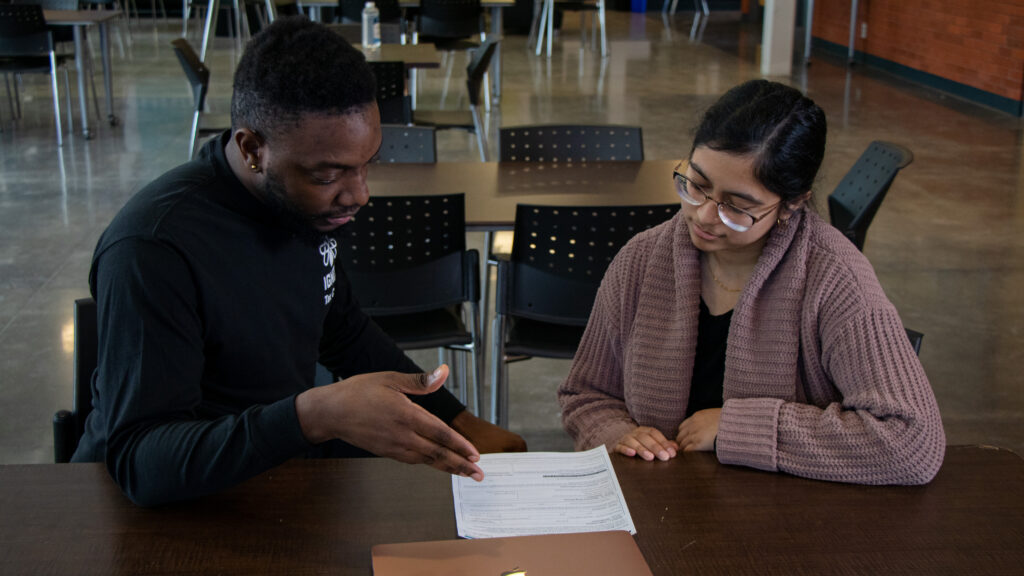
[72,132,464,506]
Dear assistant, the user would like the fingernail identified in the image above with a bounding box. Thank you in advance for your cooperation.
[471,472,484,482]
[658,450,669,461]
[428,367,443,384]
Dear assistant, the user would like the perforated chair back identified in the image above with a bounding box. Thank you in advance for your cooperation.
[905,328,923,356]
[503,203,679,325]
[53,298,97,463]
[0,4,53,56]
[417,0,482,41]
[368,60,410,124]
[499,125,644,163]
[338,193,474,314]
[377,125,436,163]
[828,141,913,251]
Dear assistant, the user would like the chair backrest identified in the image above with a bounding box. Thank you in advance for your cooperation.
[499,125,645,162]
[337,193,476,314]
[464,38,497,108]
[368,60,411,124]
[905,328,923,356]
[170,38,210,113]
[417,0,482,40]
[337,0,403,23]
[0,4,53,56]
[53,297,97,463]
[377,125,436,163]
[499,203,679,325]
[827,141,913,251]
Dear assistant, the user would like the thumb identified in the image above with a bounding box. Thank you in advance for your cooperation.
[399,364,449,396]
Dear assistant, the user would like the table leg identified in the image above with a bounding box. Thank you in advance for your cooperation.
[804,0,814,63]
[201,0,220,62]
[73,26,91,139]
[489,7,502,105]
[100,22,118,126]
[847,0,857,64]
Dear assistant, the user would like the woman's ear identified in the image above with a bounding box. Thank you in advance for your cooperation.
[782,190,813,218]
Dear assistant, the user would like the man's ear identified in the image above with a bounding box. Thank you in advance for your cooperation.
[232,128,263,167]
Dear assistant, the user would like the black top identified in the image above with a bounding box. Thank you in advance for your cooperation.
[686,299,731,417]
[73,132,464,506]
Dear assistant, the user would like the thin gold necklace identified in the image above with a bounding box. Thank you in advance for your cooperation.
[706,256,743,293]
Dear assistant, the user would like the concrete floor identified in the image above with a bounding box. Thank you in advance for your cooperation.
[0,12,1021,464]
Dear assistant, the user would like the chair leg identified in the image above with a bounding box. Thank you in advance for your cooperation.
[63,70,73,136]
[13,74,22,119]
[49,52,63,146]
[471,105,487,161]
[490,314,504,425]
[470,301,483,417]
[188,110,200,158]
[598,1,607,58]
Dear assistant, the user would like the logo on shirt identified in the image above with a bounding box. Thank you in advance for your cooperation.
[319,238,337,305]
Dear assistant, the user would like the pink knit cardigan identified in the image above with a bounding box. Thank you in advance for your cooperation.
[558,209,945,485]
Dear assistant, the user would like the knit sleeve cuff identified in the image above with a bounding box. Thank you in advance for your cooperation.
[716,397,784,472]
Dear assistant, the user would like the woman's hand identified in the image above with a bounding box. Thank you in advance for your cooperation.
[613,427,678,461]
[676,408,722,452]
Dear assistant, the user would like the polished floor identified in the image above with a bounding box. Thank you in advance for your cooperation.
[1,12,1021,464]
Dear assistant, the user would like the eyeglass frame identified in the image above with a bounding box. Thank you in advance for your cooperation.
[672,169,782,233]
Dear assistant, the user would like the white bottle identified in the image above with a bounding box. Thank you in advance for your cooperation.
[361,1,381,49]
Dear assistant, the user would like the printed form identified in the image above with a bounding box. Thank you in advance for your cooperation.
[451,446,637,539]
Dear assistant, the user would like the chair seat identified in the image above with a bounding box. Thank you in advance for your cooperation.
[504,316,585,359]
[372,306,472,350]
[412,109,475,130]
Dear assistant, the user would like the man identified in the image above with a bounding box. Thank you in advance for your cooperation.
[73,17,525,506]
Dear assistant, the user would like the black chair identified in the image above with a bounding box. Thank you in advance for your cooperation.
[491,203,679,427]
[368,60,411,124]
[0,3,74,145]
[53,298,97,463]
[171,37,229,159]
[377,124,436,163]
[906,328,923,356]
[828,141,914,251]
[413,0,486,110]
[499,124,644,162]
[412,38,496,161]
[337,193,483,413]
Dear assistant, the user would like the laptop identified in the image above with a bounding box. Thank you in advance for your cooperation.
[371,530,654,576]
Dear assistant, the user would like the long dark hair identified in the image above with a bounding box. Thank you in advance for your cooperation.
[691,80,827,204]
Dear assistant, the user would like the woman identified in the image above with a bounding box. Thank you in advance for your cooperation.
[557,80,945,485]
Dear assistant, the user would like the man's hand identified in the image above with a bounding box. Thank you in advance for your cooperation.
[295,365,484,481]
[450,410,527,454]
[613,426,678,461]
[675,408,721,452]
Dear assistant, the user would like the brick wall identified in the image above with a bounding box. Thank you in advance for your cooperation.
[812,0,1024,103]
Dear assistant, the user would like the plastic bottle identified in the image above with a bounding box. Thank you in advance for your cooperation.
[361,2,381,49]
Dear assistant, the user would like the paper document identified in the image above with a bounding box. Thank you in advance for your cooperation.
[451,446,636,539]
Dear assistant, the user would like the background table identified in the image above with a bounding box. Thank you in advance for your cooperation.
[1,446,1021,574]
[367,160,682,231]
[43,9,121,138]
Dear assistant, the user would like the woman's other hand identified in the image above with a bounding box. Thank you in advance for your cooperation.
[676,408,722,452]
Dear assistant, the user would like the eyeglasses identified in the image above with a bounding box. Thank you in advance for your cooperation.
[673,171,780,232]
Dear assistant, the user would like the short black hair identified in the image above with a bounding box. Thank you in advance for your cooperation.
[231,16,377,139]
[692,80,827,204]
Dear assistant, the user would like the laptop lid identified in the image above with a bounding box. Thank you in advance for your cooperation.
[371,530,653,576]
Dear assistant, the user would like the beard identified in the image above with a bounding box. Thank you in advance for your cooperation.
[254,168,347,245]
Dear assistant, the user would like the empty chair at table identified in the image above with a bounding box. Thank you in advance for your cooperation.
[171,37,229,159]
[490,202,679,427]
[827,140,914,251]
[337,193,484,414]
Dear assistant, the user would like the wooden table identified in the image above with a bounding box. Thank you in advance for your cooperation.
[362,42,440,68]
[43,9,121,139]
[0,446,1020,574]
[367,159,682,231]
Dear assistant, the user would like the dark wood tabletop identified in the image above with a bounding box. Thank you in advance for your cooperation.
[1,446,1021,575]
[366,160,682,230]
